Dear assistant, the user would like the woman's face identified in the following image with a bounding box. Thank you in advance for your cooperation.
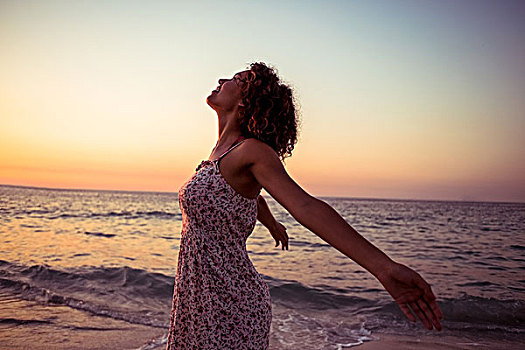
[206,70,251,112]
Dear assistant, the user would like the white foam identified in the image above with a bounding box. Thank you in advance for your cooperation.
[271,307,376,349]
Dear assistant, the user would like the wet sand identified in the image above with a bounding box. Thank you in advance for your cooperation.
[355,333,524,350]
[0,296,165,350]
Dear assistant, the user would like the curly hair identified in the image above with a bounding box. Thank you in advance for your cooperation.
[238,62,299,160]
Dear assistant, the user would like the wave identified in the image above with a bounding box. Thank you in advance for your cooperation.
[0,260,173,300]
[0,260,523,332]
[51,210,181,220]
[0,260,174,328]
[1,208,181,220]
[376,295,525,329]
[84,231,116,238]
[0,317,53,326]
[269,280,525,329]
[268,281,380,311]
[439,295,525,327]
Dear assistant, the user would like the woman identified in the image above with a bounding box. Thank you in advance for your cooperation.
[167,62,443,349]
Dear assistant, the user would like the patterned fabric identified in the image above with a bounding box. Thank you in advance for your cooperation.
[167,139,272,350]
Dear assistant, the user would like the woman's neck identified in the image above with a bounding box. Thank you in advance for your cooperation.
[216,112,243,148]
[213,117,243,155]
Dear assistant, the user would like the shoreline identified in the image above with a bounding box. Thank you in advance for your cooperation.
[1,296,523,350]
[354,333,525,350]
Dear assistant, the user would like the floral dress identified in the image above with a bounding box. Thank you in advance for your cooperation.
[167,139,272,349]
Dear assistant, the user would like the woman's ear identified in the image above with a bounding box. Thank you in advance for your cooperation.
[236,109,244,122]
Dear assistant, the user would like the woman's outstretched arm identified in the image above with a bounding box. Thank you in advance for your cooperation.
[257,195,289,250]
[245,140,443,331]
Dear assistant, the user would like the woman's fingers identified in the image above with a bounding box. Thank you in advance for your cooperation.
[429,299,444,320]
[416,298,442,331]
[398,303,416,322]
[414,273,444,322]
[273,232,288,250]
[274,236,285,249]
[277,224,288,250]
[409,301,432,330]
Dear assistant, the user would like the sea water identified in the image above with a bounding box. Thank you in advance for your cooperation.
[0,184,523,349]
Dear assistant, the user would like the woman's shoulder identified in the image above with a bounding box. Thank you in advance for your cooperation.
[238,138,283,172]
[242,138,279,160]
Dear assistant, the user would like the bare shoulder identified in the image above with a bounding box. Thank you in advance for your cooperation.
[241,138,281,165]
[241,138,314,214]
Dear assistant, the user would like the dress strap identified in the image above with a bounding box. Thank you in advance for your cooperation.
[217,136,246,161]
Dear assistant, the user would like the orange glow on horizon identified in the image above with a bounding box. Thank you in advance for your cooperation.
[1,1,524,202]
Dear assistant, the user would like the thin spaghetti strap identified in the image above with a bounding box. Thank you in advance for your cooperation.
[217,136,246,161]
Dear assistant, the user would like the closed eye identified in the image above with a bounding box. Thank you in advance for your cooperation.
[233,75,246,85]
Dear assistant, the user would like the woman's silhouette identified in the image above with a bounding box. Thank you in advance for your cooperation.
[167,62,443,349]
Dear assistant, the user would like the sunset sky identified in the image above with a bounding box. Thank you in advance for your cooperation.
[1,0,524,202]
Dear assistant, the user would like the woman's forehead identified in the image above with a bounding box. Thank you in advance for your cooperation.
[235,70,251,78]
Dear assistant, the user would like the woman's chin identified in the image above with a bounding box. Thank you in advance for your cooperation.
[206,95,217,108]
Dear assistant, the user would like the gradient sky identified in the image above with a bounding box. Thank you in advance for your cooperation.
[1,0,524,202]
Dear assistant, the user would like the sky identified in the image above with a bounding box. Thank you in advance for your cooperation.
[1,0,524,202]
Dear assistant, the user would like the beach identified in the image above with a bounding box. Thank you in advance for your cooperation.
[345,333,524,350]
[0,184,523,349]
[0,296,165,350]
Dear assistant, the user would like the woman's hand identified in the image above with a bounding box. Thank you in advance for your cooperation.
[268,222,288,250]
[256,194,289,250]
[377,262,444,331]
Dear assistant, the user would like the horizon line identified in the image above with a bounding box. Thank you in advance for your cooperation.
[1,183,523,205]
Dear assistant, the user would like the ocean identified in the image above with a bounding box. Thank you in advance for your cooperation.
[0,184,523,349]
